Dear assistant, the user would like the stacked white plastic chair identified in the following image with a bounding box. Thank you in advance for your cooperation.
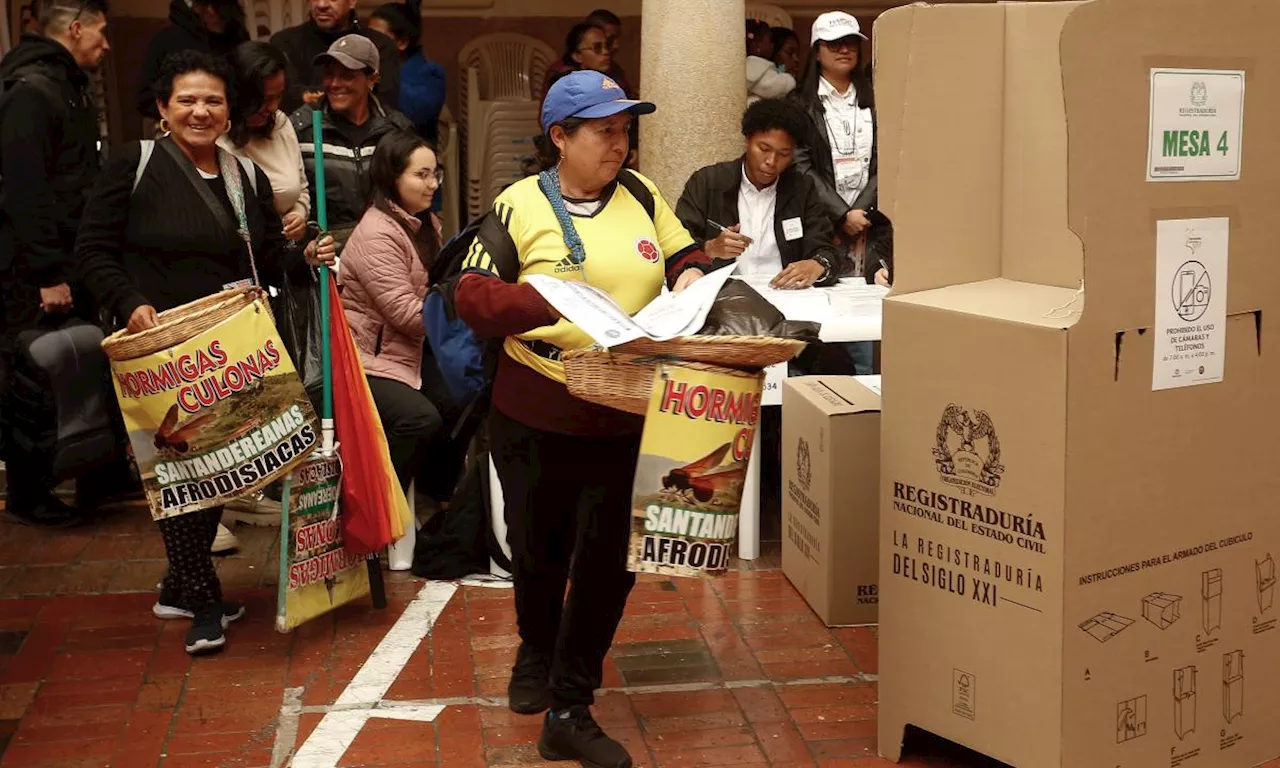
[456,33,556,220]
[437,105,461,240]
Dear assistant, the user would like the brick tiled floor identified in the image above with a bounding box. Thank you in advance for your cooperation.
[0,509,1256,768]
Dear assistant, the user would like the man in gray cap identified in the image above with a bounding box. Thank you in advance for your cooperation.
[290,34,412,250]
[272,0,400,115]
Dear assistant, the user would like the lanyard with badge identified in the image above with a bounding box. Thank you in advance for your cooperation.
[824,94,869,197]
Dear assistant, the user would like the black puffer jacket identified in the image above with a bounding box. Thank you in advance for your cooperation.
[291,99,412,243]
[0,34,101,286]
[135,0,249,119]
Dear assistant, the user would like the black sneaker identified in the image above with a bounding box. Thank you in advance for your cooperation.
[538,706,632,768]
[154,585,245,628]
[184,606,227,655]
[3,495,80,528]
[508,644,551,715]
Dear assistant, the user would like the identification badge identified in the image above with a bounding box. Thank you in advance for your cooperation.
[782,217,804,241]
[834,156,867,196]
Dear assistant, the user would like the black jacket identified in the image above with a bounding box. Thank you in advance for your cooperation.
[291,99,412,239]
[790,81,879,225]
[675,159,841,288]
[135,0,250,119]
[271,16,400,116]
[0,34,101,287]
[74,138,300,322]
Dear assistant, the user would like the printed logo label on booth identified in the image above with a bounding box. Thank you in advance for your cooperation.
[933,404,1004,497]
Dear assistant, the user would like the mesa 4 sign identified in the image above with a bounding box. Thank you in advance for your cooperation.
[1147,68,1245,182]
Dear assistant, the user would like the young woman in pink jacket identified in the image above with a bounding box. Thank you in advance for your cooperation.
[339,130,444,492]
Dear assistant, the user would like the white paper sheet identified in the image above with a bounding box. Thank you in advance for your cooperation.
[732,275,888,343]
[630,263,739,339]
[523,276,647,347]
[1152,217,1229,390]
[854,374,882,396]
[524,263,738,348]
[761,363,788,406]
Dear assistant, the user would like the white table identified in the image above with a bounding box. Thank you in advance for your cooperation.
[736,278,887,560]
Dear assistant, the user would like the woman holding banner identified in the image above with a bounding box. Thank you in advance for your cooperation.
[454,70,710,768]
[75,50,336,655]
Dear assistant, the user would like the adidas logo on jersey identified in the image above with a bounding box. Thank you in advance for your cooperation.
[554,254,584,274]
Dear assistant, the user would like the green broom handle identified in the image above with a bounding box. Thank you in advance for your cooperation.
[312,110,334,454]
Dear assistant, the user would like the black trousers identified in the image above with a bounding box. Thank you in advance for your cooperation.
[0,279,54,512]
[157,506,223,609]
[490,408,640,709]
[367,375,443,492]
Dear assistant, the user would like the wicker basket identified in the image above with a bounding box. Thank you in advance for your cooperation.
[563,350,764,416]
[101,287,262,362]
[614,335,806,369]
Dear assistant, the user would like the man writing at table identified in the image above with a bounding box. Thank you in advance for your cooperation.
[676,98,841,290]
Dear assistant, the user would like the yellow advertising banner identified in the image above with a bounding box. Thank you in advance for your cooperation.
[109,300,320,520]
[628,363,764,578]
[276,455,369,632]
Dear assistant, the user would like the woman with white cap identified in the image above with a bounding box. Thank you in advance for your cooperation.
[453,69,711,768]
[791,10,888,372]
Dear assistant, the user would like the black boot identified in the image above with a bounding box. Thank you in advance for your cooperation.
[508,643,551,715]
[3,493,79,527]
[538,706,632,768]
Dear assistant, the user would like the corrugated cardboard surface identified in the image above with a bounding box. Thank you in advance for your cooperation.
[880,303,1068,768]
[782,378,881,627]
[876,1,1280,766]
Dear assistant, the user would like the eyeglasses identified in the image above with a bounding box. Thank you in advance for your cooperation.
[419,167,445,185]
[821,37,861,53]
[579,42,610,55]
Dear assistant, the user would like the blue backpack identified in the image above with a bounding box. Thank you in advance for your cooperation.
[423,170,657,415]
[423,212,520,413]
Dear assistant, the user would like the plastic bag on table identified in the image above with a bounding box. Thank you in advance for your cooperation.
[272,269,324,393]
[697,279,821,341]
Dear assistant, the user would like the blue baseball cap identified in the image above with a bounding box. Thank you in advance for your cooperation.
[540,70,656,133]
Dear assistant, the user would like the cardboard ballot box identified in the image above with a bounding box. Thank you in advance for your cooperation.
[874,1,1280,767]
[781,376,881,627]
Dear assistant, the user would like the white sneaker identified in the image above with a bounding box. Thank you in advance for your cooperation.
[212,523,240,554]
[223,492,284,527]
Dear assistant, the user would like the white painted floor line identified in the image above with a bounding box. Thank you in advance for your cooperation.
[457,575,514,589]
[335,581,457,707]
[368,704,446,722]
[288,581,458,768]
[270,687,304,768]
[290,674,877,720]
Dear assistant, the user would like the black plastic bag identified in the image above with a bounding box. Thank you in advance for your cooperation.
[412,449,512,580]
[697,279,822,341]
[272,270,324,394]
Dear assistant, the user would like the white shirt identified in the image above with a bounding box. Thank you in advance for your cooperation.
[735,166,782,276]
[217,111,311,220]
[818,77,874,206]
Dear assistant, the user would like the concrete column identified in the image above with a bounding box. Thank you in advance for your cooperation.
[638,0,746,204]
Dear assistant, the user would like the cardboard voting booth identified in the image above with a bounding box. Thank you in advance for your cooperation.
[874,1,1280,766]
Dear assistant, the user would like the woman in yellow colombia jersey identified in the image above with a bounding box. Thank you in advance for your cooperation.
[454,69,711,768]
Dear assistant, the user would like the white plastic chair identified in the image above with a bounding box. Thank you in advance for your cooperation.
[746,3,793,29]
[438,105,461,240]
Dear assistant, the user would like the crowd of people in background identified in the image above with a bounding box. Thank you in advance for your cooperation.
[1,3,891,764]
